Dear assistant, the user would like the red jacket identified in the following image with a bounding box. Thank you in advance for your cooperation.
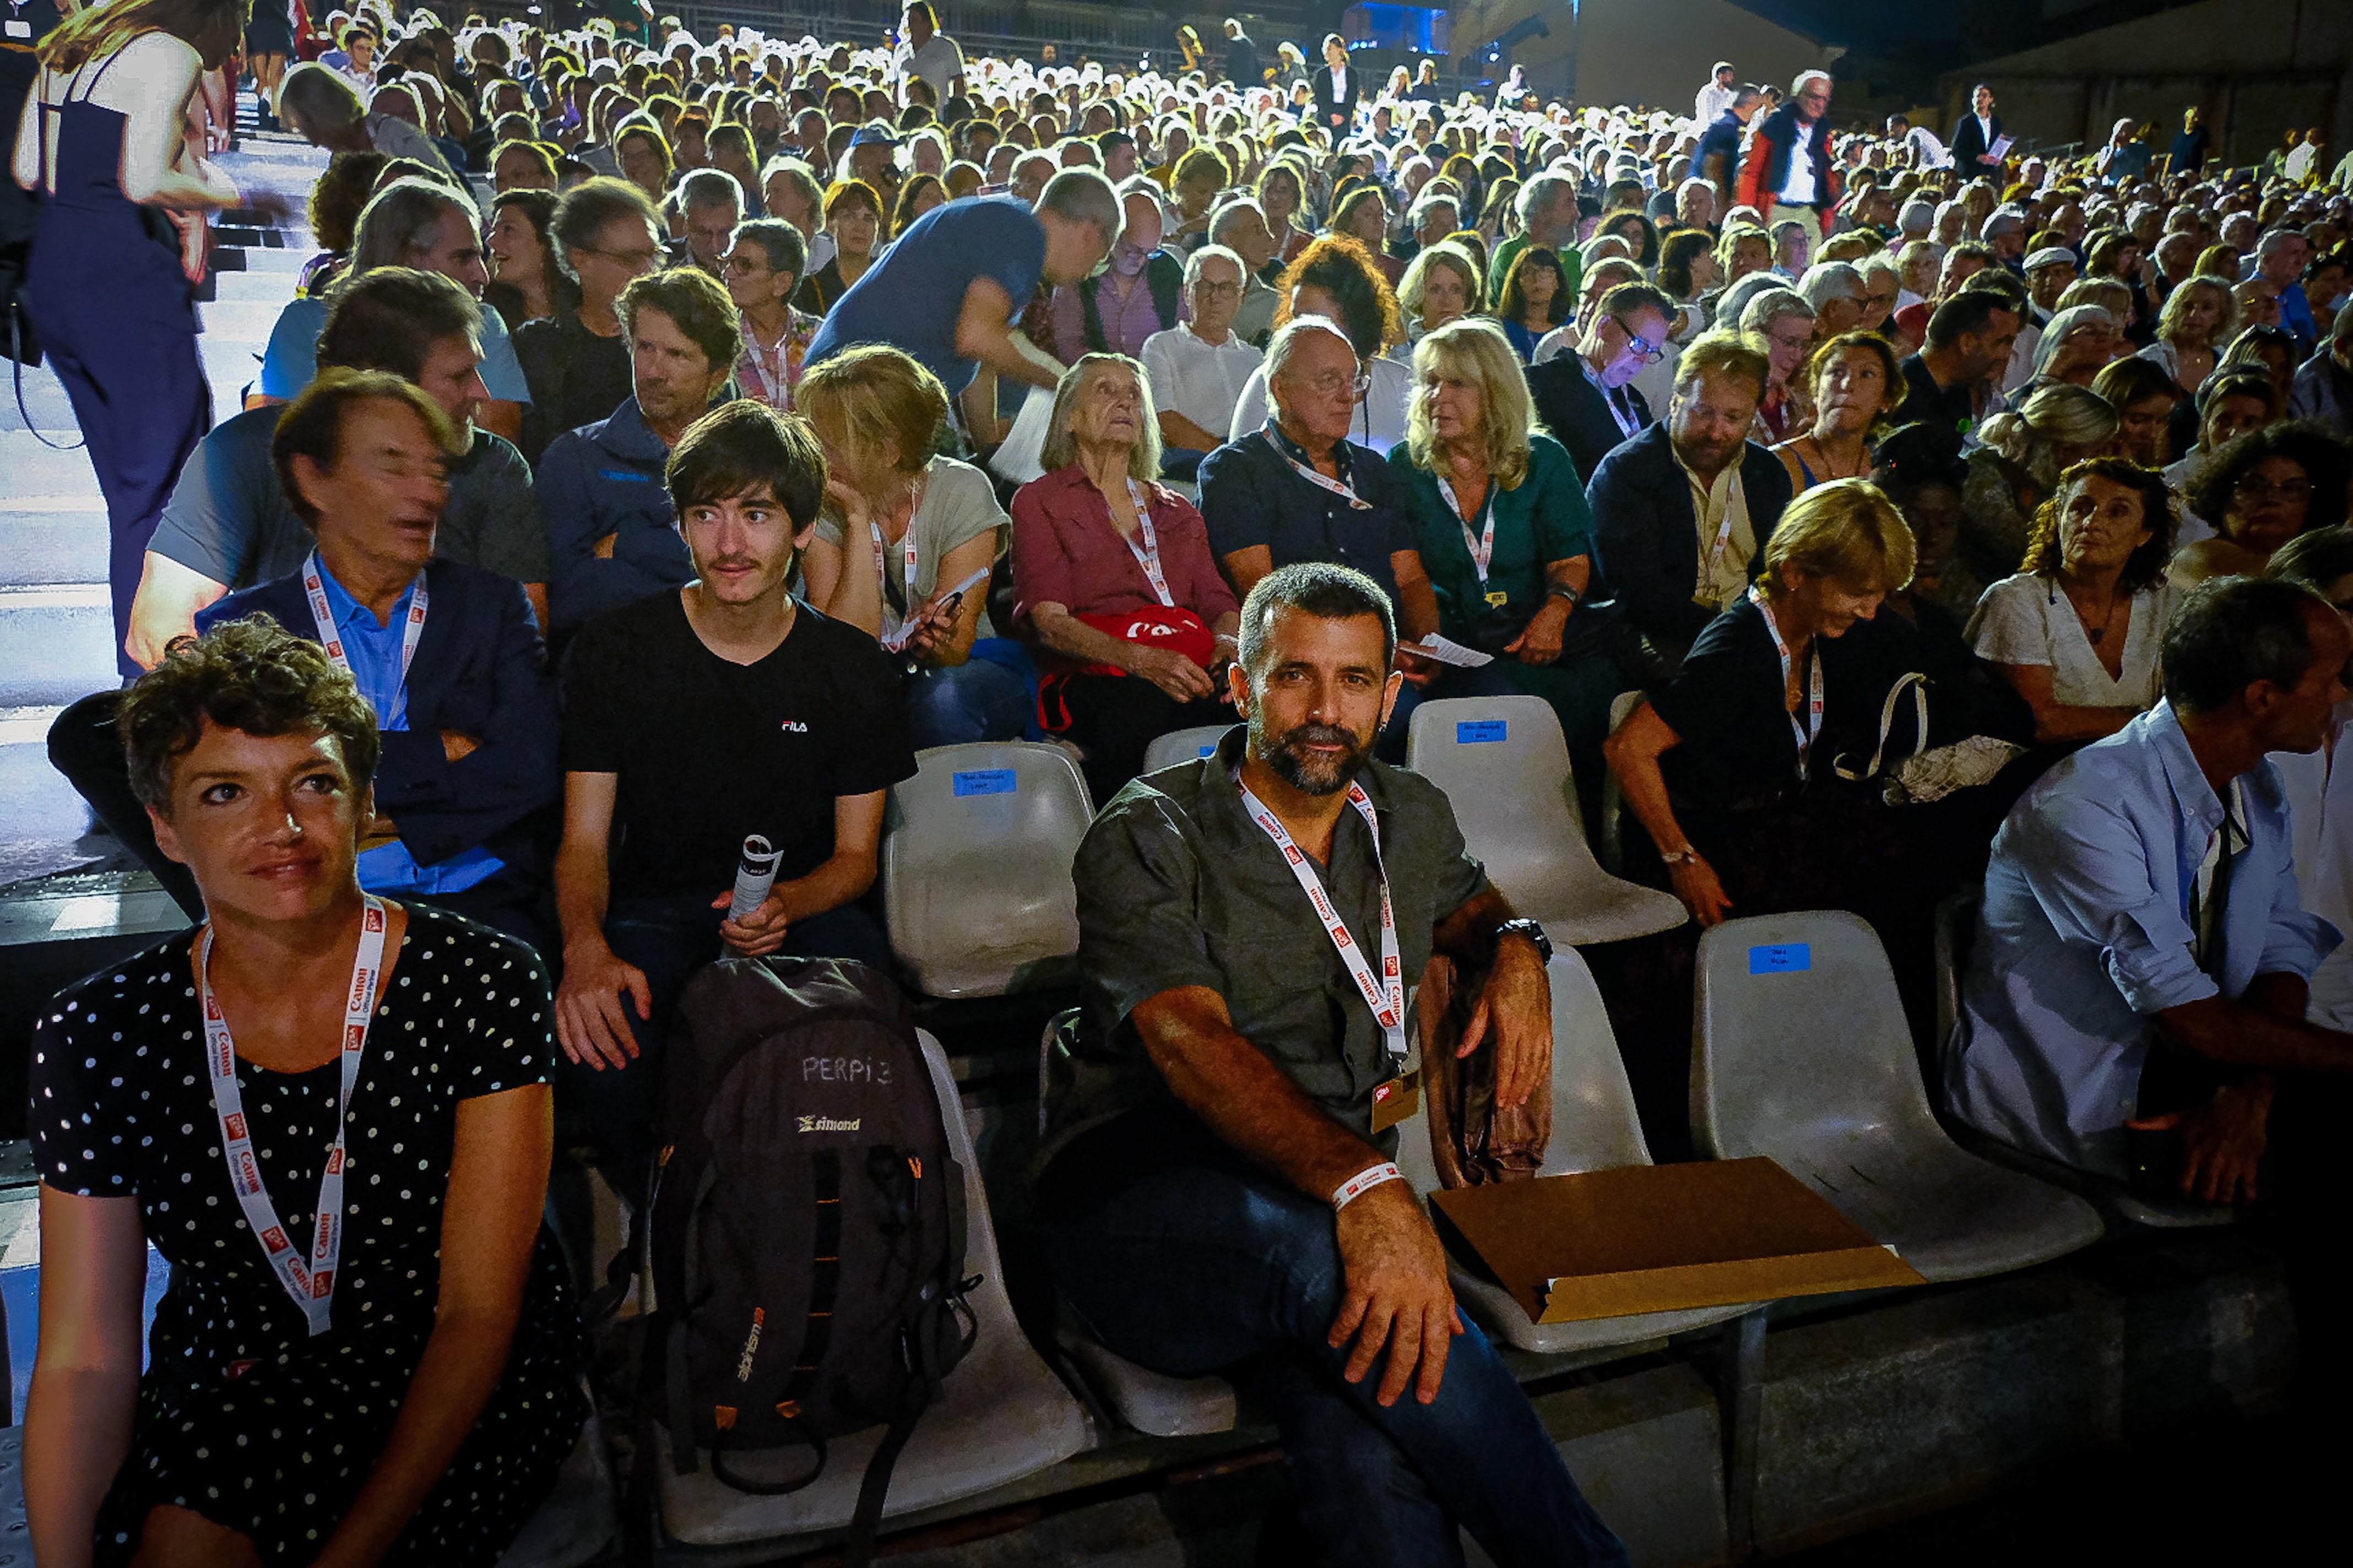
[1736,104,1842,236]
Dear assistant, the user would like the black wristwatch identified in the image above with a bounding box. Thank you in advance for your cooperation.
[1493,918,1552,964]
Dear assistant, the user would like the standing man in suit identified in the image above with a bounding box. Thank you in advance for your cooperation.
[1528,282,1673,482]
[1310,32,1357,136]
[1222,17,1262,88]
[1951,84,2006,174]
[1587,334,1793,666]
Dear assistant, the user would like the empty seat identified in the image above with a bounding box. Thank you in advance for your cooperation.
[655,1028,1092,1550]
[1406,696,1686,946]
[1034,1012,1239,1436]
[1396,951,1759,1354]
[881,742,1093,998]
[1933,892,2235,1231]
[1140,723,1233,775]
[1694,911,2104,1283]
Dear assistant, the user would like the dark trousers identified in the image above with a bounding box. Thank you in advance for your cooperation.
[1051,673,1232,806]
[1037,1157,1630,1568]
[558,893,891,1201]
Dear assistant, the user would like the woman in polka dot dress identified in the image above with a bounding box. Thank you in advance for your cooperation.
[23,620,585,1568]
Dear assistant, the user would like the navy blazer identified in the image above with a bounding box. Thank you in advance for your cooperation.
[198,558,561,871]
[1310,63,1357,133]
[1528,355,1653,487]
[1586,422,1793,652]
[1950,112,2005,172]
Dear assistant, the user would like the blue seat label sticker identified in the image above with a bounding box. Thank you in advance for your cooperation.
[1198,743,1218,757]
[952,769,1018,797]
[1456,720,1508,744]
[1748,943,1812,974]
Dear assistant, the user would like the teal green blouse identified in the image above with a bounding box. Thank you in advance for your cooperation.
[1386,433,1595,641]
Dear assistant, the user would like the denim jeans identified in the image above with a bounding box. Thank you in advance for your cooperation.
[1038,1154,1630,1568]
[556,892,891,1199]
[905,645,1032,748]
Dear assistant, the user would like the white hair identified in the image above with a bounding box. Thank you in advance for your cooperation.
[1183,243,1245,289]
[1792,69,1832,98]
[1264,314,1356,420]
[1796,261,1867,308]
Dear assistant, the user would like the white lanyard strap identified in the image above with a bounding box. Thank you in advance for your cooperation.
[1589,366,1640,439]
[1236,777,1407,1060]
[869,479,924,650]
[1262,428,1374,510]
[200,895,389,1337]
[303,551,426,697]
[1750,587,1823,782]
[1117,478,1176,607]
[1435,472,1498,588]
[1697,471,1742,587]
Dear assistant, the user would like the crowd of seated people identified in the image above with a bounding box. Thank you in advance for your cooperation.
[14,0,2353,1557]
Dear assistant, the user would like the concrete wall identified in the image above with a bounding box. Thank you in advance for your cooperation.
[1446,0,1828,117]
[1942,0,2353,167]
[1574,0,1827,116]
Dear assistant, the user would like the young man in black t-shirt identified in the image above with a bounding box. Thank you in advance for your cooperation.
[554,401,916,1191]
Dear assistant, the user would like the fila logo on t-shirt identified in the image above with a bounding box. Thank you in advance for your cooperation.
[779,719,809,733]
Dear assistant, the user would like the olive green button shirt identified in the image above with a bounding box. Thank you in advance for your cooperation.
[1044,726,1490,1170]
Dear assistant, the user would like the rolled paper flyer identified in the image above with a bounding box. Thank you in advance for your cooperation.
[728,834,782,923]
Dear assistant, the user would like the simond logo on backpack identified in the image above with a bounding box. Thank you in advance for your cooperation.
[796,1115,862,1133]
[736,1307,764,1381]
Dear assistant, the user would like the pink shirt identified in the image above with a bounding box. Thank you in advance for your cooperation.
[1010,465,1240,667]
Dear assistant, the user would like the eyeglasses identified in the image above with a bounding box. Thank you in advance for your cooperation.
[589,244,662,268]
[2234,475,2313,503]
[1299,371,1373,398]
[1194,280,1244,298]
[1615,324,1665,363]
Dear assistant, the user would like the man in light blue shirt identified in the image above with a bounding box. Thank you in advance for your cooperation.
[1950,577,2353,1203]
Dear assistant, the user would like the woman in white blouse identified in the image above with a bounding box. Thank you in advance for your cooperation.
[1969,458,2178,744]
[2135,274,2235,398]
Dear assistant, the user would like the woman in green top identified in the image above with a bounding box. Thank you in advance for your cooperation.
[1388,318,1629,822]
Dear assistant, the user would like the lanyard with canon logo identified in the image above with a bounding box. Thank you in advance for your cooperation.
[1115,478,1176,607]
[1235,775,1406,1060]
[199,894,389,1337]
[1435,472,1506,607]
[303,551,427,707]
[868,472,926,650]
[1749,585,1823,782]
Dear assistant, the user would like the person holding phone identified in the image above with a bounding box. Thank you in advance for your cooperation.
[793,344,1032,746]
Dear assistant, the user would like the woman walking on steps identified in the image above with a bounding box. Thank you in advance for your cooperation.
[10,0,262,681]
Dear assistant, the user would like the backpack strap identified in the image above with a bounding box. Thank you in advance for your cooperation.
[1077,273,1110,355]
[1145,249,1184,331]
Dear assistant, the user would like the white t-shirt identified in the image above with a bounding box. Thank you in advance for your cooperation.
[1904,127,1951,170]
[1779,118,1821,205]
[896,34,966,100]
[2272,714,2353,1029]
[1141,322,1264,447]
[1966,573,2175,710]
[1227,352,1412,455]
[1695,80,1736,127]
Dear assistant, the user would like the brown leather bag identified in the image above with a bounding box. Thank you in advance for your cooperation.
[1417,954,1551,1189]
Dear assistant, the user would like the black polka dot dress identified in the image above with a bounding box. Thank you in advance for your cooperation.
[30,904,588,1566]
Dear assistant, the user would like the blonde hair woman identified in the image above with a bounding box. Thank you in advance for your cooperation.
[1396,240,1483,343]
[1606,479,1925,929]
[795,345,1026,745]
[2136,273,2237,397]
[1387,318,1624,818]
[1011,354,1241,801]
[1959,383,2122,608]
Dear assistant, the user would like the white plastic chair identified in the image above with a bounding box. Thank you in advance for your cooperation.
[1406,696,1687,945]
[655,1028,1092,1550]
[1933,891,2235,1231]
[881,742,1094,998]
[1397,951,1759,1354]
[1694,911,2105,1283]
[1033,1012,1239,1436]
[497,1407,617,1568]
[1140,724,1233,775]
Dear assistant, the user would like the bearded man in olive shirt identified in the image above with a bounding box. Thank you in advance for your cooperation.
[1034,563,1629,1568]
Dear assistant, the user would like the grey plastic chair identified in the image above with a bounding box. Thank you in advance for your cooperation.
[1397,950,1760,1354]
[1933,891,2235,1231]
[656,1028,1093,1549]
[1033,1012,1239,1436]
[496,1406,617,1568]
[880,742,1094,998]
[1694,910,2104,1283]
[1406,696,1687,945]
[1140,724,1234,775]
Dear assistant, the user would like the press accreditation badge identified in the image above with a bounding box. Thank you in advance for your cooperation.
[6,20,35,37]
[1370,1068,1421,1133]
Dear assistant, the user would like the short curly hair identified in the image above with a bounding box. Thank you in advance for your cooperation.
[2187,421,2353,539]
[2019,457,2177,593]
[119,617,381,817]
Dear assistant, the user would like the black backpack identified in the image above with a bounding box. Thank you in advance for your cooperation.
[636,956,975,1560]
